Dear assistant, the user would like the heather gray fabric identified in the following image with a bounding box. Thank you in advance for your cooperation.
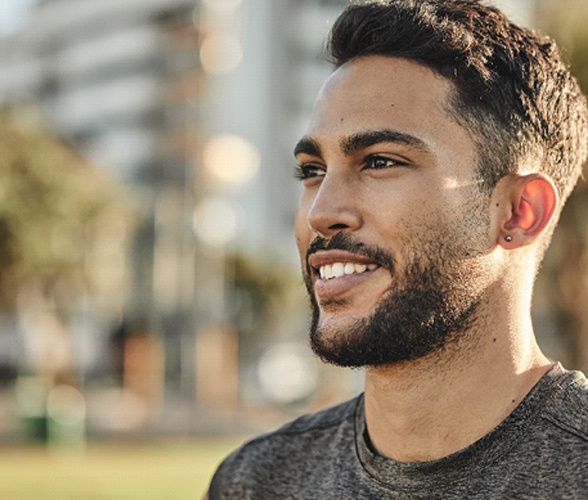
[209,364,588,499]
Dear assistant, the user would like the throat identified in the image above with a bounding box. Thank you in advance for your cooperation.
[362,345,552,463]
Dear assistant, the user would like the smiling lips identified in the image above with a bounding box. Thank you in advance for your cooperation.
[308,251,382,298]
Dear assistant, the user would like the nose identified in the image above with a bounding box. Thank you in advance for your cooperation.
[305,173,362,238]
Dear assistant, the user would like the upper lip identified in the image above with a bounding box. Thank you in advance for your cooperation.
[308,250,379,272]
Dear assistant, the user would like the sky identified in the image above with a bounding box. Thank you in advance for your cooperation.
[0,0,38,37]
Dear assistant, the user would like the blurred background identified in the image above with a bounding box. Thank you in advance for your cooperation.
[0,0,586,497]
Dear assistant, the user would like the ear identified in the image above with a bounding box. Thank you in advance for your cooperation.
[499,174,558,249]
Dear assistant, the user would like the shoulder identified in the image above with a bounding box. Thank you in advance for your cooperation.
[208,396,362,498]
[225,395,360,458]
[540,366,588,442]
[275,394,361,435]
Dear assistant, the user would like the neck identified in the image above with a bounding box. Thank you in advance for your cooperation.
[363,310,551,463]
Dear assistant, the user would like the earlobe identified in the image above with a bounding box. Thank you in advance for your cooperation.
[500,174,558,248]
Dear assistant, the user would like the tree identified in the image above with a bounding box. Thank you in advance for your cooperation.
[0,110,131,382]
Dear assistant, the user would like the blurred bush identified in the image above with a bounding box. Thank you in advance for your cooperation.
[0,111,130,312]
[537,0,588,372]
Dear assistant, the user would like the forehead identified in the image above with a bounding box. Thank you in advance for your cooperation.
[312,55,452,129]
[306,55,475,162]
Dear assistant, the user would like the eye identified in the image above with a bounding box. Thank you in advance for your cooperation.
[294,163,326,181]
[364,155,408,170]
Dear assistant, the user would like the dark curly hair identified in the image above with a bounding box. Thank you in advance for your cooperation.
[327,0,588,206]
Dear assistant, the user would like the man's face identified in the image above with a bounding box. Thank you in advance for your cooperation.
[294,56,499,368]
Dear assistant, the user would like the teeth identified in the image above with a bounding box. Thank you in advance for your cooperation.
[319,262,377,280]
[331,262,345,278]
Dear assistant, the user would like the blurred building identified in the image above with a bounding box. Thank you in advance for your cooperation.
[0,0,354,432]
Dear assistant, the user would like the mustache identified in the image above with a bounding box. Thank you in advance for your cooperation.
[305,232,395,273]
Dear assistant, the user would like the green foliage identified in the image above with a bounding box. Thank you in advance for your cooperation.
[540,0,588,93]
[231,253,293,308]
[0,112,125,309]
[537,1,588,371]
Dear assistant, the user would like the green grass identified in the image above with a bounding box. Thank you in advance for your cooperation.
[0,437,244,499]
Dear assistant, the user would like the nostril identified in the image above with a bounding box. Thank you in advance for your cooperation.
[329,223,349,230]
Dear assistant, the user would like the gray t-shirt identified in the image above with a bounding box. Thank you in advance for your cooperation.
[209,364,588,499]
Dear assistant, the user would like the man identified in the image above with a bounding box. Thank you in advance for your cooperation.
[207,0,588,498]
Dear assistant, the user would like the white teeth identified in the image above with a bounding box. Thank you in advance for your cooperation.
[356,264,368,273]
[319,262,377,280]
[332,262,345,278]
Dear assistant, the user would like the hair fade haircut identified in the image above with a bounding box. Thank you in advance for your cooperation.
[327,0,588,207]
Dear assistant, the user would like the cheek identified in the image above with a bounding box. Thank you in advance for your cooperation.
[369,190,430,238]
[374,198,455,260]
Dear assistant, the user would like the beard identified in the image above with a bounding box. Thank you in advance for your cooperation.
[304,231,490,368]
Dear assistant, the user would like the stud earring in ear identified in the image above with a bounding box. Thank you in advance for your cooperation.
[505,235,513,242]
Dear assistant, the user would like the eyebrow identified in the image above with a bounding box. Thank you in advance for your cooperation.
[340,129,430,156]
[293,129,431,159]
[294,137,322,158]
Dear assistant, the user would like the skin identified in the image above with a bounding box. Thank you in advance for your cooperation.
[294,55,556,462]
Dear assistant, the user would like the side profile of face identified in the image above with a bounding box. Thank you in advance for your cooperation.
[294,56,504,367]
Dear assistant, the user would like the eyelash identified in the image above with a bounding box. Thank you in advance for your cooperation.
[364,155,407,170]
[294,163,325,180]
[294,155,407,181]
